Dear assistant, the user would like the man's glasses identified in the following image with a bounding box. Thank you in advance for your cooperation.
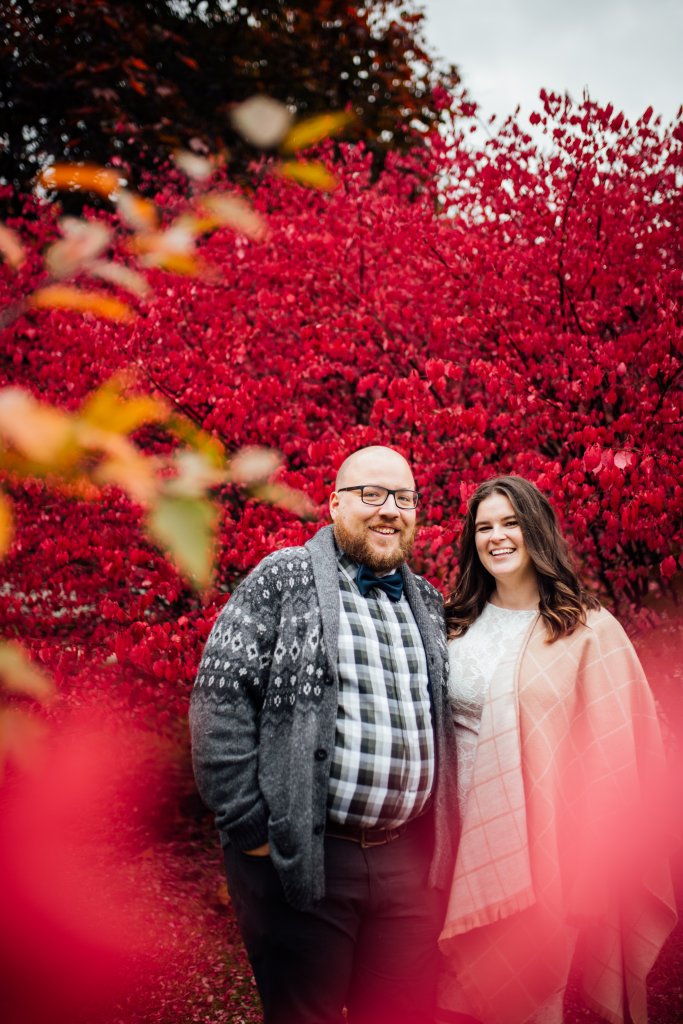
[336,485,419,509]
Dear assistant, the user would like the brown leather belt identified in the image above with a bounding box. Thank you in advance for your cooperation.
[325,820,408,848]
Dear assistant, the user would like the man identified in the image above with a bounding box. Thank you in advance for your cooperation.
[190,445,458,1024]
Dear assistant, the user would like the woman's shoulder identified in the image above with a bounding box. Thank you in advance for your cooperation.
[533,604,629,653]
[583,604,628,638]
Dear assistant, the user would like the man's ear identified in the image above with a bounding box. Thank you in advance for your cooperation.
[329,491,339,521]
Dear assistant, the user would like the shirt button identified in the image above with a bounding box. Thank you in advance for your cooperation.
[314,748,327,761]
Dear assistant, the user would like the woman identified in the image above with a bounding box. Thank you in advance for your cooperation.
[438,476,676,1024]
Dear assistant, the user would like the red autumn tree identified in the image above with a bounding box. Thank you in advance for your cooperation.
[0,90,681,722]
[0,0,457,195]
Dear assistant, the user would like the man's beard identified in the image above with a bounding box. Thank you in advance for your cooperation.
[333,518,417,573]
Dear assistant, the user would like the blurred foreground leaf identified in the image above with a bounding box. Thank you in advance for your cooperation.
[0,388,77,465]
[281,111,356,155]
[29,285,134,322]
[45,218,111,279]
[146,496,218,589]
[230,95,293,149]
[0,641,54,702]
[196,192,270,242]
[0,492,13,557]
[252,482,318,520]
[81,375,168,434]
[0,224,26,269]
[37,163,120,198]
[277,160,338,192]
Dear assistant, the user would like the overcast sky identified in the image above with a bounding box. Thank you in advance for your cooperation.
[421,0,683,129]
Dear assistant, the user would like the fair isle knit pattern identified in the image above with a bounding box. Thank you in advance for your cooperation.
[190,525,459,910]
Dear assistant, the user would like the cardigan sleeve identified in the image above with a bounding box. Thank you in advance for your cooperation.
[189,557,280,852]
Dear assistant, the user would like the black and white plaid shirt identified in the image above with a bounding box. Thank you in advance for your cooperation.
[327,551,435,828]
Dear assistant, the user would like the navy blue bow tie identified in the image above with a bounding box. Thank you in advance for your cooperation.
[356,564,404,602]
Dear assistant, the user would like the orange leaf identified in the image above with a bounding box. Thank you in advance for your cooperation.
[117,190,159,232]
[277,160,338,192]
[139,252,204,276]
[30,285,134,321]
[280,111,356,155]
[0,491,13,558]
[37,163,121,198]
[0,224,26,269]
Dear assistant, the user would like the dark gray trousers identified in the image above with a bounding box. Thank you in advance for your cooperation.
[223,815,445,1024]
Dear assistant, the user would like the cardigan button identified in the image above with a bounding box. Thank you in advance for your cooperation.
[314,748,327,761]
[313,824,324,835]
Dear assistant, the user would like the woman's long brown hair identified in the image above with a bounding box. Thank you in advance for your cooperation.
[445,476,600,642]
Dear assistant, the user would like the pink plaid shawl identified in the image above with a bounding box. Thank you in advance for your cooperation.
[439,608,677,1024]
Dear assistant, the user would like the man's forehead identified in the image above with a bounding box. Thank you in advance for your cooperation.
[336,448,415,487]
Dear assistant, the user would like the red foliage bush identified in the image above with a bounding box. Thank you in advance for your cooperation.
[1,92,681,718]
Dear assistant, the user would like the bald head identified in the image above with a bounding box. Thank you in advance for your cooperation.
[335,446,415,491]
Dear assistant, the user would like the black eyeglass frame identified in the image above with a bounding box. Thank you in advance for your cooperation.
[336,485,420,509]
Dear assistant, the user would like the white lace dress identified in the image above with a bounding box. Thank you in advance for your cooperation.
[448,602,536,816]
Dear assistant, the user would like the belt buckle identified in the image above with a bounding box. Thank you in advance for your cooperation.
[360,826,398,849]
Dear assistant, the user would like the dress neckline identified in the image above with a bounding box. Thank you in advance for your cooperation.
[485,601,537,615]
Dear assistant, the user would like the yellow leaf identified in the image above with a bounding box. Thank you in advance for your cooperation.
[251,482,318,520]
[117,190,159,232]
[280,111,356,155]
[88,260,151,297]
[229,446,283,486]
[45,219,111,278]
[37,163,121,198]
[196,193,270,242]
[230,95,293,148]
[29,285,134,322]
[277,160,339,192]
[146,496,217,588]
[0,388,77,465]
[0,491,13,557]
[138,251,203,276]
[80,375,168,434]
[0,223,26,269]
[0,641,54,702]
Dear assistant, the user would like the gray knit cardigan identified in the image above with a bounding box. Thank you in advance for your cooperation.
[189,524,459,910]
